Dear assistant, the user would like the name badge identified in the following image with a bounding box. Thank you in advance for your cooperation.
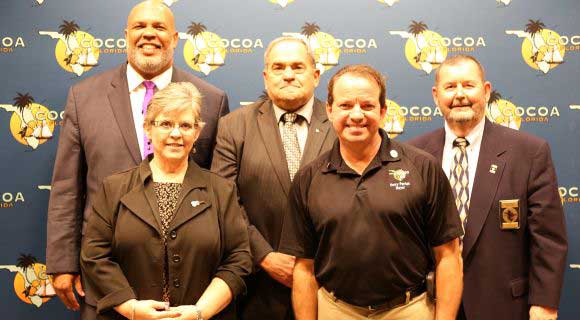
[499,199,520,230]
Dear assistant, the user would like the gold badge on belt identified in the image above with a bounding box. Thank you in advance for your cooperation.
[499,199,520,230]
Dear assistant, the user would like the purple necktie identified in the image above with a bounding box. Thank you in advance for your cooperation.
[142,80,156,158]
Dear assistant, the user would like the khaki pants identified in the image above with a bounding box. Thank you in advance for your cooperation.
[317,287,434,320]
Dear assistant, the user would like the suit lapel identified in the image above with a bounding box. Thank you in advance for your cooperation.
[422,128,446,164]
[257,100,292,195]
[120,183,163,236]
[169,160,211,230]
[462,120,506,258]
[301,99,332,166]
[107,64,141,164]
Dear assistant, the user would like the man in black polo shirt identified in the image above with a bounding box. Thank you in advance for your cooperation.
[279,64,463,320]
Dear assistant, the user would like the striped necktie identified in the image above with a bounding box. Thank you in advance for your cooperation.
[450,137,470,234]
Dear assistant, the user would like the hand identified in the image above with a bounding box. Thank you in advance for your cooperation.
[260,252,295,288]
[116,299,182,320]
[52,273,85,311]
[530,305,558,320]
[170,305,201,320]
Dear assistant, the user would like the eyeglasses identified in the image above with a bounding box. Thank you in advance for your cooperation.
[151,120,199,134]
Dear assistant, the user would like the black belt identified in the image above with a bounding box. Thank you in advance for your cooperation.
[366,282,426,311]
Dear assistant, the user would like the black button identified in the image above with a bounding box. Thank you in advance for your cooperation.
[170,230,177,239]
[172,254,181,263]
[173,278,180,288]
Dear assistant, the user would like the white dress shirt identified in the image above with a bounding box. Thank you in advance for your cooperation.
[442,118,485,200]
[126,64,173,156]
[272,96,314,154]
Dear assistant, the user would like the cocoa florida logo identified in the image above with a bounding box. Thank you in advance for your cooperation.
[381,99,406,139]
[39,20,101,76]
[0,254,54,307]
[506,20,580,74]
[485,90,560,129]
[179,22,263,76]
[1,93,57,149]
[390,21,486,74]
[283,23,341,75]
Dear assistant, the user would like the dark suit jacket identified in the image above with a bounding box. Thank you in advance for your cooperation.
[80,157,251,320]
[47,63,229,275]
[211,98,336,319]
[407,119,567,320]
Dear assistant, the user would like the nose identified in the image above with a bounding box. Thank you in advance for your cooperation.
[455,84,466,98]
[349,104,364,121]
[282,66,295,80]
[169,125,182,137]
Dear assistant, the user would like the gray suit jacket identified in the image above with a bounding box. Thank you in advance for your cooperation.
[46,63,229,274]
[211,98,335,319]
[407,119,567,320]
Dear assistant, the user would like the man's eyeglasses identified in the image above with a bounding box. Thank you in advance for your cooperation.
[151,120,199,134]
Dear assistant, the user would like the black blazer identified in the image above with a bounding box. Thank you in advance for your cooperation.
[80,157,251,320]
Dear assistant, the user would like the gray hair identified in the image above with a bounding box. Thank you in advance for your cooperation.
[144,82,205,129]
[435,54,486,84]
[263,36,316,69]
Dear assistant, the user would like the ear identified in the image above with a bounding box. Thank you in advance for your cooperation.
[171,31,179,49]
[326,102,333,121]
[312,68,321,88]
[432,85,439,108]
[484,81,492,103]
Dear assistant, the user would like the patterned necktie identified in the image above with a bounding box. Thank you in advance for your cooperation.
[450,137,470,234]
[281,112,302,181]
[142,80,156,159]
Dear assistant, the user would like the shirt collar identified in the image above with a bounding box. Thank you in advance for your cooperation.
[126,63,173,92]
[323,129,400,174]
[272,96,315,124]
[444,116,485,147]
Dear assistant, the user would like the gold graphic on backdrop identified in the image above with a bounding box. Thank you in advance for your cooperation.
[180,22,226,76]
[506,20,565,74]
[1,93,55,149]
[269,0,295,8]
[377,0,400,6]
[0,254,54,307]
[390,21,448,74]
[39,20,100,76]
[163,0,180,6]
[497,0,511,6]
[381,99,406,138]
[283,23,341,75]
[486,90,521,130]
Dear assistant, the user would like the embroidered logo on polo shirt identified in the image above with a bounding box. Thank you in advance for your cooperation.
[388,169,411,190]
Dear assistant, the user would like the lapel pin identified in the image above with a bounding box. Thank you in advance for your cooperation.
[390,150,398,158]
[489,164,498,174]
[191,200,201,207]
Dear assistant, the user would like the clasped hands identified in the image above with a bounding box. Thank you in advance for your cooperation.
[117,299,201,320]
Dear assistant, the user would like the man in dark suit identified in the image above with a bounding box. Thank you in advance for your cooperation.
[46,1,228,317]
[408,55,567,320]
[211,36,335,319]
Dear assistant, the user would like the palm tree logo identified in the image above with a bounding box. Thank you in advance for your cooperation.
[0,254,55,307]
[377,0,400,6]
[380,99,406,139]
[179,22,226,76]
[390,21,447,74]
[281,22,340,75]
[0,93,55,149]
[269,0,295,8]
[39,20,100,76]
[485,90,521,130]
[506,20,565,74]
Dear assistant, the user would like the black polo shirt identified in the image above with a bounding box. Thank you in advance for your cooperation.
[279,130,462,307]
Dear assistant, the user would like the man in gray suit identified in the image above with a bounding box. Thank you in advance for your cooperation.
[212,36,335,319]
[46,1,229,316]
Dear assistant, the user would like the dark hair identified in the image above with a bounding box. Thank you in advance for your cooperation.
[327,64,387,108]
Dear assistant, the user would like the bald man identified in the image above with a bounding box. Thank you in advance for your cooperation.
[46,1,229,317]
